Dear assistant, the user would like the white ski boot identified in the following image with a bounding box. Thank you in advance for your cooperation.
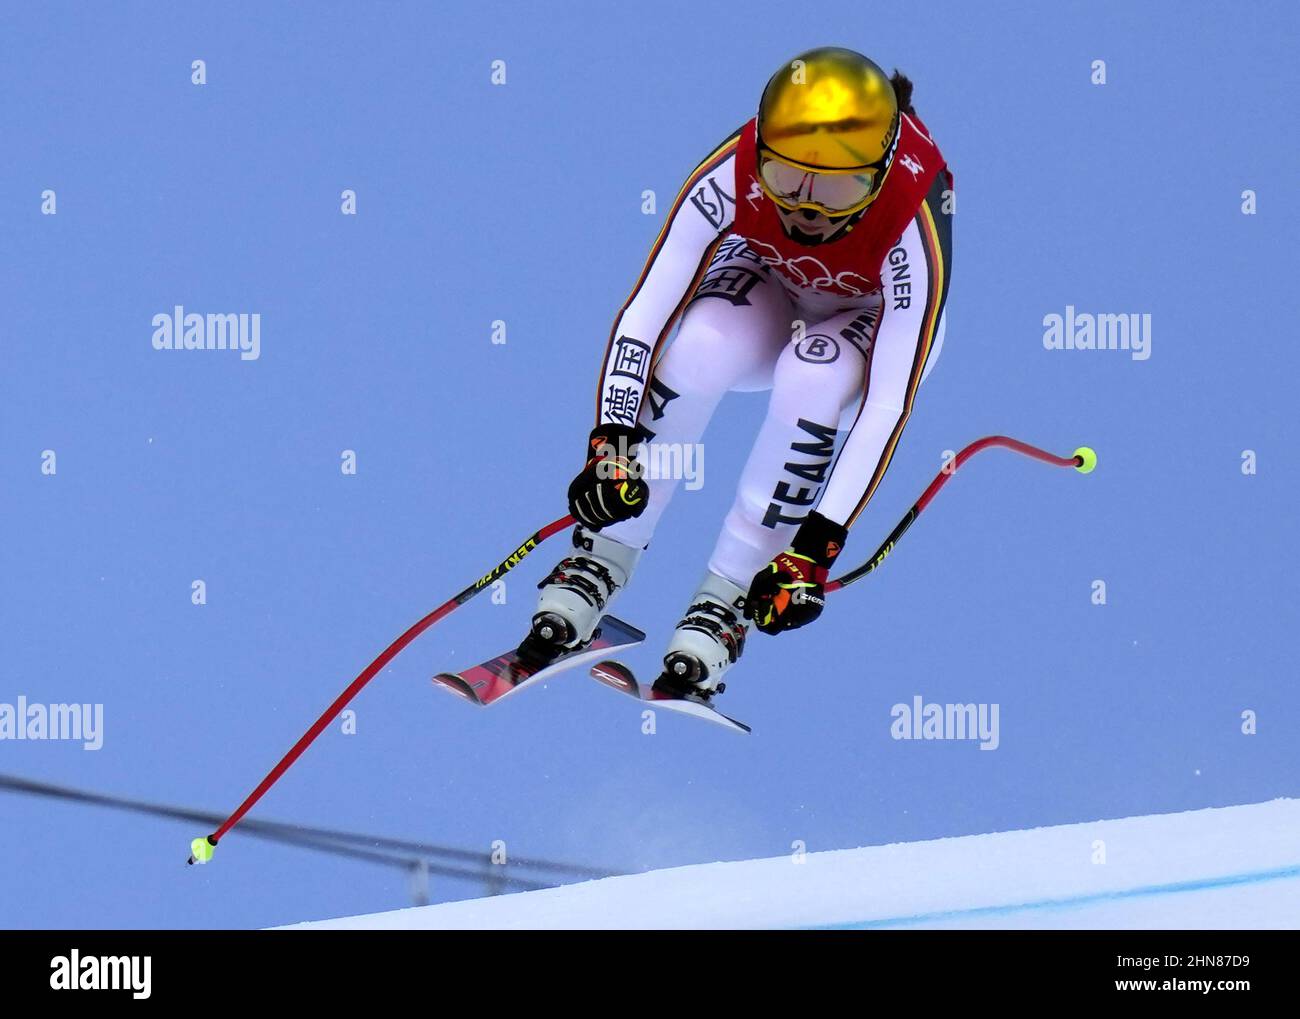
[527,527,642,655]
[657,571,752,698]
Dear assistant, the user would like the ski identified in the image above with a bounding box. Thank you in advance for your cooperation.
[433,615,645,707]
[589,660,751,734]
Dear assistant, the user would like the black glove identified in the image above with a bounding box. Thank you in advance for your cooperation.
[745,511,847,635]
[567,423,651,530]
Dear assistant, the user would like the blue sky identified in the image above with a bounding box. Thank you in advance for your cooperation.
[1,1,1296,928]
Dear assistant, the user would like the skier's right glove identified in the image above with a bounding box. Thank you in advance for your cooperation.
[567,423,650,530]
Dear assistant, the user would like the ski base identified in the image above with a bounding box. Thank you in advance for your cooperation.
[589,660,751,734]
[433,616,645,708]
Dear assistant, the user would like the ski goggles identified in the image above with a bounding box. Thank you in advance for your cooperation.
[758,154,888,215]
[756,127,898,216]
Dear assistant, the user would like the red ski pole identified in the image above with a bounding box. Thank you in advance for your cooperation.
[189,514,576,864]
[825,436,1095,593]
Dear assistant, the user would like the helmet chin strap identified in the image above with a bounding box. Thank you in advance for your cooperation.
[776,206,866,246]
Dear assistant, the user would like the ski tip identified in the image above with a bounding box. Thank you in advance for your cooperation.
[431,672,480,704]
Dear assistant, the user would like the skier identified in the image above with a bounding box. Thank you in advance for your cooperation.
[528,46,953,699]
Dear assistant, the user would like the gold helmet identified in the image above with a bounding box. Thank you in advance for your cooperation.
[756,47,900,216]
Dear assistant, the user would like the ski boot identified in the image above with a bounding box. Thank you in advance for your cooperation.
[655,571,751,700]
[519,526,643,664]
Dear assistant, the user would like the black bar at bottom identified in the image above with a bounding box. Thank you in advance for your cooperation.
[0,929,1292,1006]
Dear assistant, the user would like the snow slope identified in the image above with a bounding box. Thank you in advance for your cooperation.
[284,799,1300,929]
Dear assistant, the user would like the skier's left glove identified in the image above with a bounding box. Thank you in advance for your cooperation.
[745,511,847,635]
